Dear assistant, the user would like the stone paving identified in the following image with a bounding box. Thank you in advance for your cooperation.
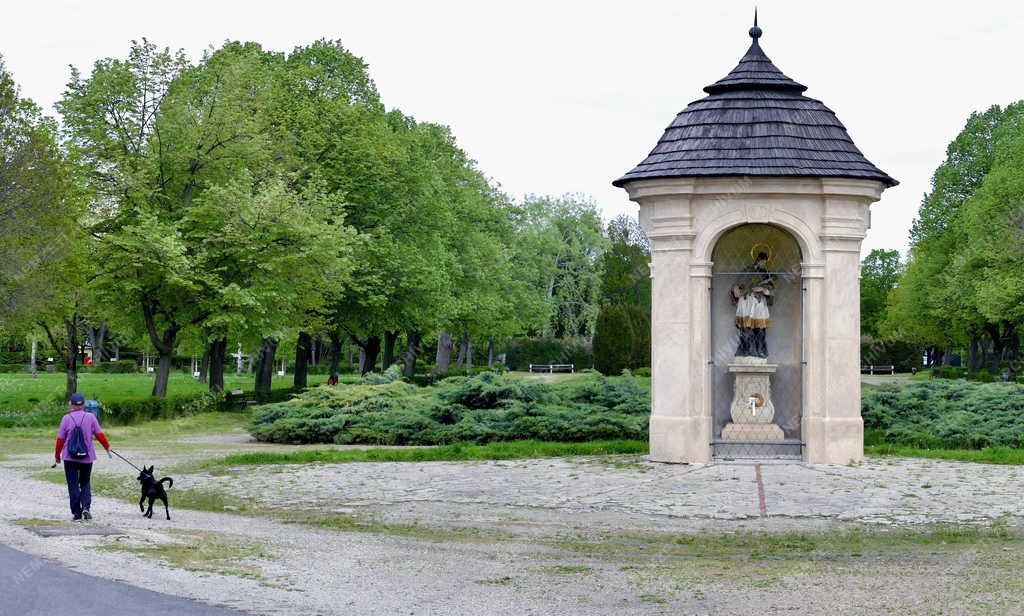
[188,455,1024,531]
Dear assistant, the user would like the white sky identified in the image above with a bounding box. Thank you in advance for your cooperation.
[4,0,1024,256]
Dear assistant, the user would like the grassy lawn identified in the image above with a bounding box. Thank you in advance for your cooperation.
[0,372,329,411]
[201,439,648,468]
[865,443,1024,465]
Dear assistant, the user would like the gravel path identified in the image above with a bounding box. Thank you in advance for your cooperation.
[3,450,1023,615]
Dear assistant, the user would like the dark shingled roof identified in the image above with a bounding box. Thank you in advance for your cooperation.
[613,22,897,188]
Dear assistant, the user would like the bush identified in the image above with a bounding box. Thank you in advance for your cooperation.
[0,351,30,364]
[503,338,593,371]
[0,363,26,373]
[0,389,230,429]
[862,380,1024,449]
[966,370,997,383]
[82,360,139,374]
[592,304,650,375]
[929,365,966,380]
[248,371,651,445]
[860,336,922,373]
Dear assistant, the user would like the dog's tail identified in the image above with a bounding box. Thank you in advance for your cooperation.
[159,477,174,488]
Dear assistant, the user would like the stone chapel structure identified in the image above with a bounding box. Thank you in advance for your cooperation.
[614,18,897,464]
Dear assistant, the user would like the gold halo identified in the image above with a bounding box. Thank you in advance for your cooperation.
[749,242,773,263]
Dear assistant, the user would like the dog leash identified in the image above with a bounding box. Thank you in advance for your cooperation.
[109,448,143,472]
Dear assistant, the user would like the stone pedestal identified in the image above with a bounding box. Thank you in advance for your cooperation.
[721,358,784,441]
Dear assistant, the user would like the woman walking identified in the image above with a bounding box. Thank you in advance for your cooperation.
[54,392,111,520]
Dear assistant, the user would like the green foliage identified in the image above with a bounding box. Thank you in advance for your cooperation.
[592,304,650,375]
[862,380,1024,449]
[929,365,966,379]
[0,388,227,429]
[360,364,404,385]
[600,214,650,314]
[503,337,593,371]
[860,249,902,337]
[1,56,80,331]
[81,360,139,374]
[515,195,607,339]
[884,102,1024,359]
[860,336,921,373]
[248,372,650,445]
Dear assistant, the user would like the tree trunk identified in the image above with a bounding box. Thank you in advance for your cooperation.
[153,350,174,397]
[1009,330,1021,378]
[64,318,79,398]
[30,338,37,378]
[329,332,341,376]
[255,338,279,393]
[487,337,495,367]
[198,349,210,384]
[968,336,982,373]
[87,323,108,364]
[41,319,77,397]
[403,330,422,378]
[294,331,311,389]
[985,323,1004,374]
[454,334,467,371]
[382,330,399,370]
[347,342,354,371]
[141,303,179,398]
[208,338,227,392]
[465,335,473,372]
[358,335,381,376]
[435,332,453,373]
[943,343,954,367]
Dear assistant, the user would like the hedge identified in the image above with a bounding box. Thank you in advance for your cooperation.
[249,370,651,445]
[862,380,1024,449]
[503,338,593,371]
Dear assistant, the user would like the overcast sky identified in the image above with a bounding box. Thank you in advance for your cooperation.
[4,0,1024,256]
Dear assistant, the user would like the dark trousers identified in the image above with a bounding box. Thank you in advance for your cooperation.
[63,460,93,518]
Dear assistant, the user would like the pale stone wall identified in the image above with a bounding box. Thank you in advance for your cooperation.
[624,177,885,464]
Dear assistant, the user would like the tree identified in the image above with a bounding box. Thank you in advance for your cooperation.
[860,249,902,337]
[0,56,85,397]
[61,40,306,396]
[592,304,650,375]
[519,195,607,339]
[884,104,1024,364]
[600,214,651,314]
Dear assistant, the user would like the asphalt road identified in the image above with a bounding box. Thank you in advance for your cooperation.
[1,543,246,616]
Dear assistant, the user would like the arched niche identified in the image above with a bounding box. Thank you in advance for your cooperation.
[710,223,803,454]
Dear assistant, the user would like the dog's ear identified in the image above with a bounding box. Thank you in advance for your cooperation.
[147,465,153,473]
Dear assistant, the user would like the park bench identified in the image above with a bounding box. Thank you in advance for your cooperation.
[228,389,258,407]
[860,365,895,375]
[528,364,575,373]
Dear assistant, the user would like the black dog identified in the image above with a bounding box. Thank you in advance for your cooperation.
[136,465,173,520]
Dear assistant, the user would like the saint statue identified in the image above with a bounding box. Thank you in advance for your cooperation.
[730,247,774,358]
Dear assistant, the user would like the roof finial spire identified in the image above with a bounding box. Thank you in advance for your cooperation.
[750,8,762,40]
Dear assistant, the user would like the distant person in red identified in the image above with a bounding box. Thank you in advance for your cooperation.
[327,372,340,386]
[54,392,111,521]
